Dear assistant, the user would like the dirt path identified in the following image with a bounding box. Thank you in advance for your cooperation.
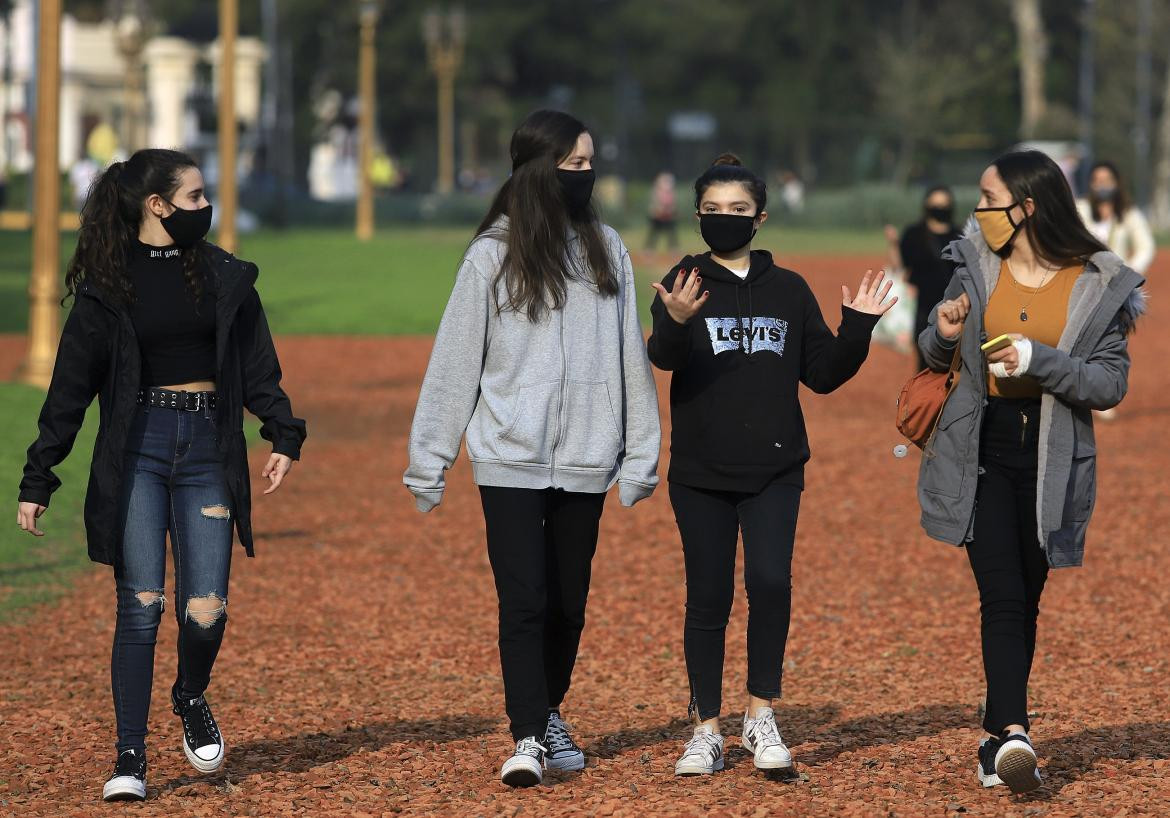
[2,255,1169,816]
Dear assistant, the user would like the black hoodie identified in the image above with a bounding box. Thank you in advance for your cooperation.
[648,250,879,492]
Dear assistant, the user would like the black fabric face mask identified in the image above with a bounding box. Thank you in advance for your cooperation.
[699,213,757,253]
[161,202,213,249]
[925,206,954,223]
[556,169,595,215]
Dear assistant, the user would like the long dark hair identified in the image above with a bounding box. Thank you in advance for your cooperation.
[693,153,767,212]
[65,148,209,306]
[1087,160,1132,221]
[475,110,618,322]
[993,150,1108,264]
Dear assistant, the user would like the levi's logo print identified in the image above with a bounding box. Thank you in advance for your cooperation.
[705,317,788,356]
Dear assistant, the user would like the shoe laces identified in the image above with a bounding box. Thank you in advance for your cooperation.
[747,709,784,750]
[545,712,577,754]
[175,694,220,746]
[515,736,548,759]
[682,730,721,761]
[112,748,145,778]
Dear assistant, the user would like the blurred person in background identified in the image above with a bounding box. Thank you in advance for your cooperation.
[16,149,306,802]
[404,109,660,788]
[648,153,896,780]
[1075,161,1154,420]
[646,171,679,251]
[779,169,805,214]
[894,185,962,370]
[918,150,1144,795]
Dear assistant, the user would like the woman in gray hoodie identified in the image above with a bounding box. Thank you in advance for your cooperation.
[404,110,660,787]
[918,150,1145,794]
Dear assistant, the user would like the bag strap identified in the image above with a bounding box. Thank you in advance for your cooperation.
[923,328,964,457]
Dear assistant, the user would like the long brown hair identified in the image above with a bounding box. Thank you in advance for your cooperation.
[475,110,619,322]
[65,148,209,306]
[993,150,1108,265]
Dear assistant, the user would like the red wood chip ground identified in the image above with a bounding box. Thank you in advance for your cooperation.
[1,254,1168,816]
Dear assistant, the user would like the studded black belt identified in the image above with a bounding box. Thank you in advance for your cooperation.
[136,388,218,412]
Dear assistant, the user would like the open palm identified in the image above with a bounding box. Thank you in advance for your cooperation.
[842,269,898,316]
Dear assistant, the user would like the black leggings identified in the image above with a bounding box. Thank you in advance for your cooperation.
[967,397,1049,735]
[479,485,606,741]
[669,479,801,721]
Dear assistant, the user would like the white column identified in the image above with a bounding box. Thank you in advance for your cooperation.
[233,38,266,127]
[144,37,199,150]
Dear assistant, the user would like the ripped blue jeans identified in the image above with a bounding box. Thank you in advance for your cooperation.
[112,402,232,753]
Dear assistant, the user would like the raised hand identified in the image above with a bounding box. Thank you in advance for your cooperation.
[651,266,710,325]
[842,269,898,316]
[936,292,971,340]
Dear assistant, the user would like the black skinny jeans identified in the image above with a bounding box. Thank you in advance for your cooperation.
[669,479,801,721]
[966,397,1050,736]
[479,486,606,741]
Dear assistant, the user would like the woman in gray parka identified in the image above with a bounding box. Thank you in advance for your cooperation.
[917,151,1145,794]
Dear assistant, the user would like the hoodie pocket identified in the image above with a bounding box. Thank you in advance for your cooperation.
[555,381,623,471]
[494,382,559,465]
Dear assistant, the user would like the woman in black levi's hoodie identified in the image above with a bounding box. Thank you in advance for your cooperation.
[649,154,897,779]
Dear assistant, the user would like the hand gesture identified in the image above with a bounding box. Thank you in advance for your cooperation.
[17,501,47,537]
[261,453,293,495]
[936,292,971,340]
[651,267,709,325]
[842,269,898,316]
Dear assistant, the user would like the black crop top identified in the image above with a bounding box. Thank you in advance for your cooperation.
[128,241,217,386]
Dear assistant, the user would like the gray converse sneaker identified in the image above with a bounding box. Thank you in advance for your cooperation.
[741,707,794,771]
[544,709,585,771]
[500,736,547,787]
[674,724,724,776]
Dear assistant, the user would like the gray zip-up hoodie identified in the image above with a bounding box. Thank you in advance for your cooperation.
[404,220,661,511]
[916,228,1146,567]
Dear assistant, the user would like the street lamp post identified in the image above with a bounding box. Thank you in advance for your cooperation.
[217,0,238,252]
[356,1,380,240]
[422,6,464,196]
[22,0,62,389]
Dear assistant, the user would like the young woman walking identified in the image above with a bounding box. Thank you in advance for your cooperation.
[647,154,896,777]
[918,150,1145,793]
[16,149,306,801]
[404,110,660,788]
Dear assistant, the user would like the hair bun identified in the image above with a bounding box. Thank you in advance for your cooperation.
[711,153,742,168]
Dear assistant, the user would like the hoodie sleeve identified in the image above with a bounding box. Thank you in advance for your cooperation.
[647,266,693,371]
[799,278,880,394]
[19,297,111,507]
[403,256,491,512]
[616,249,661,506]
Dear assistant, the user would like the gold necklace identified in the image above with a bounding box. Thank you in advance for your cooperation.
[1006,258,1057,322]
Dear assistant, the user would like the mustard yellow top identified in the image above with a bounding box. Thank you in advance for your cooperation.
[985,260,1082,398]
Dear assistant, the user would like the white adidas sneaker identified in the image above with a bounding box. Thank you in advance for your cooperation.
[674,724,724,776]
[741,708,794,771]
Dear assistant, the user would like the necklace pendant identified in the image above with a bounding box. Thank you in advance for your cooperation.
[1019,310,1029,322]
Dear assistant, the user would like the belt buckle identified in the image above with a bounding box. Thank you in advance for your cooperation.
[182,391,203,412]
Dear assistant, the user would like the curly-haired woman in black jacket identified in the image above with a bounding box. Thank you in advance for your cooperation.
[15,149,306,801]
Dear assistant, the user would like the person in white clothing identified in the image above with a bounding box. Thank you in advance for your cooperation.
[1076,161,1155,275]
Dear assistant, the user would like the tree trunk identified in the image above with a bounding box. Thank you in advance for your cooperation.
[1012,0,1048,139]
[1151,58,1170,230]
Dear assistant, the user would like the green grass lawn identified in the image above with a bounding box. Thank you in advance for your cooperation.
[0,383,98,620]
[0,224,885,335]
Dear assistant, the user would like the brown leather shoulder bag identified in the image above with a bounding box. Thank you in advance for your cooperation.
[896,330,963,451]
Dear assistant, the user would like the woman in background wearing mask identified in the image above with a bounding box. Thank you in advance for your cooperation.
[16,149,306,801]
[895,186,962,370]
[918,151,1144,794]
[404,110,660,787]
[1076,161,1155,276]
[647,154,896,779]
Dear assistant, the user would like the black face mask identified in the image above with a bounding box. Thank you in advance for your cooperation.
[556,169,595,215]
[699,213,757,254]
[161,202,213,249]
[925,205,953,223]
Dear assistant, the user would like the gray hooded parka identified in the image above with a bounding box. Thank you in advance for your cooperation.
[916,230,1146,568]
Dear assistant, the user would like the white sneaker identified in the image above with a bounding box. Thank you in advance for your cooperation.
[994,733,1042,794]
[544,709,586,771]
[674,724,724,776]
[741,708,794,771]
[500,736,546,787]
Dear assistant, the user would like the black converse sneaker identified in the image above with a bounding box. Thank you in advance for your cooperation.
[994,733,1042,794]
[500,736,547,787]
[171,683,225,773]
[544,709,586,771]
[977,735,1004,788]
[102,748,147,801]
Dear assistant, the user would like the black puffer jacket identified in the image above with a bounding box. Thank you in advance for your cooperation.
[18,244,306,565]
